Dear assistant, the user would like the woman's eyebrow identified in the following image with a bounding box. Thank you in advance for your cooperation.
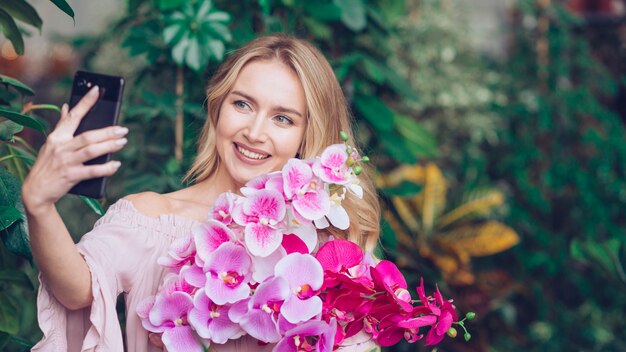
[231,90,304,119]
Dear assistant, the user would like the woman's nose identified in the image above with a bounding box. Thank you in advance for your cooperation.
[243,114,267,143]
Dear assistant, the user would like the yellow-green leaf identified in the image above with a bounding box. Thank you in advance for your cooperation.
[439,221,520,257]
[437,189,505,229]
[421,163,447,233]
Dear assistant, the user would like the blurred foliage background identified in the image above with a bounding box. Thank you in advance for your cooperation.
[1,0,625,351]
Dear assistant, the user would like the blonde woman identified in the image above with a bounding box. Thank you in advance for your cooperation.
[23,35,380,351]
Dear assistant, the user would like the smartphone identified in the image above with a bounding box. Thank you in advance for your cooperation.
[68,71,125,199]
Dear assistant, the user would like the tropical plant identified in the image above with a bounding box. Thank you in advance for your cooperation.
[378,162,519,286]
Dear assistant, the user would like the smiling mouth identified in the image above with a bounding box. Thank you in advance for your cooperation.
[235,143,270,160]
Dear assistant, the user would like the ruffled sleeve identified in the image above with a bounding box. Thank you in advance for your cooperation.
[32,199,197,352]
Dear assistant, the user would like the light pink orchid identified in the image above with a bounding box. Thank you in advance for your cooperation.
[203,242,252,305]
[193,220,239,265]
[275,253,324,324]
[142,291,203,352]
[312,144,352,185]
[157,235,196,274]
[208,192,238,225]
[240,172,284,197]
[188,288,245,344]
[274,318,337,352]
[228,276,290,343]
[282,159,330,222]
[232,189,287,257]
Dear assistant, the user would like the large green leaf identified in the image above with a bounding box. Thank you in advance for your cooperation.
[353,94,394,132]
[0,167,31,260]
[395,114,438,158]
[0,294,19,335]
[79,196,104,216]
[0,121,23,142]
[333,0,366,31]
[49,0,74,19]
[0,74,34,96]
[0,206,21,231]
[0,9,24,55]
[0,0,42,31]
[0,108,46,133]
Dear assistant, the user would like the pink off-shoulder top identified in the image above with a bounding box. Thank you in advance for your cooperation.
[33,199,375,352]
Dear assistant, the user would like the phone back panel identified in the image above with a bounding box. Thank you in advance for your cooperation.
[68,71,125,199]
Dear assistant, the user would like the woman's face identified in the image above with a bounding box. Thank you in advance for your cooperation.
[215,59,307,188]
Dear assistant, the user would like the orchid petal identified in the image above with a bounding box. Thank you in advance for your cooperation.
[245,223,283,257]
[162,325,203,352]
[194,221,237,262]
[326,204,350,230]
[281,295,322,324]
[292,188,330,221]
[282,159,313,199]
[250,246,286,283]
[148,291,194,327]
[239,309,282,343]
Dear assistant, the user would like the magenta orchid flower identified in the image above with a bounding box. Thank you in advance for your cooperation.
[275,253,324,324]
[274,319,337,352]
[229,276,290,343]
[188,288,245,344]
[203,242,252,305]
[282,159,330,222]
[371,260,413,312]
[232,189,287,257]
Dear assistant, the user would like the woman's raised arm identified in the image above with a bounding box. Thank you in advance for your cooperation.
[22,86,128,310]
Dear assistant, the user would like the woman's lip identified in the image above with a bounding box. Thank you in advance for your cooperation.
[234,142,270,156]
[232,143,271,165]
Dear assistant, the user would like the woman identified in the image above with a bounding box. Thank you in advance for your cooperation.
[23,35,380,351]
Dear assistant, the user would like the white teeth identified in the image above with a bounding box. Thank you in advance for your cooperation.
[237,145,269,160]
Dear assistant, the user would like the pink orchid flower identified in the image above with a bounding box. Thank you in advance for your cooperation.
[274,319,337,352]
[228,276,290,343]
[188,288,245,344]
[312,144,351,185]
[232,189,287,257]
[371,260,413,312]
[208,192,238,225]
[240,171,284,197]
[157,234,196,274]
[275,253,324,324]
[142,291,203,352]
[203,242,252,305]
[194,220,239,265]
[282,159,330,222]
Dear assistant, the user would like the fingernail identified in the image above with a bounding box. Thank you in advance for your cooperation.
[115,138,127,146]
[111,161,121,168]
[88,86,99,97]
[114,127,129,135]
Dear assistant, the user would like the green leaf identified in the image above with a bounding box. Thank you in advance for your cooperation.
[28,103,60,112]
[395,114,438,158]
[79,196,104,216]
[333,0,366,31]
[362,57,385,84]
[0,205,21,231]
[163,22,186,45]
[0,74,34,96]
[381,181,423,197]
[49,0,74,19]
[0,9,24,55]
[185,37,203,71]
[0,108,46,133]
[0,270,33,289]
[171,36,189,65]
[0,0,42,31]
[0,120,23,141]
[207,39,224,60]
[304,2,341,21]
[0,294,19,335]
[0,166,31,260]
[158,0,186,11]
[353,94,394,132]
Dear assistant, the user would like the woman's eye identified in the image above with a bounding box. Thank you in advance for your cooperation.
[274,115,294,125]
[234,100,251,111]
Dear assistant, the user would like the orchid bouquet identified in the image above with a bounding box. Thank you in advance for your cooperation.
[137,134,473,351]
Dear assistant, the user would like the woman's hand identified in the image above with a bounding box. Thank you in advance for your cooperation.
[22,86,128,212]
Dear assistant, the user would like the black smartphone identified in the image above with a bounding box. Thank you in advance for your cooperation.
[68,71,125,199]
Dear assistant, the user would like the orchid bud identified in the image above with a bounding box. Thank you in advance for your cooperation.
[464,332,472,341]
[466,312,476,320]
[361,155,370,163]
[446,327,457,338]
[340,131,349,141]
[347,157,355,166]
[354,165,362,175]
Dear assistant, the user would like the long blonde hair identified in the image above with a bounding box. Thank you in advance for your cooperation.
[184,34,380,251]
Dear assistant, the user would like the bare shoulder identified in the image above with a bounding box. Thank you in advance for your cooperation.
[123,192,173,218]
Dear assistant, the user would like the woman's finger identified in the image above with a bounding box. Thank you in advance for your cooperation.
[68,160,122,181]
[69,137,127,164]
[55,86,100,135]
[66,125,128,151]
